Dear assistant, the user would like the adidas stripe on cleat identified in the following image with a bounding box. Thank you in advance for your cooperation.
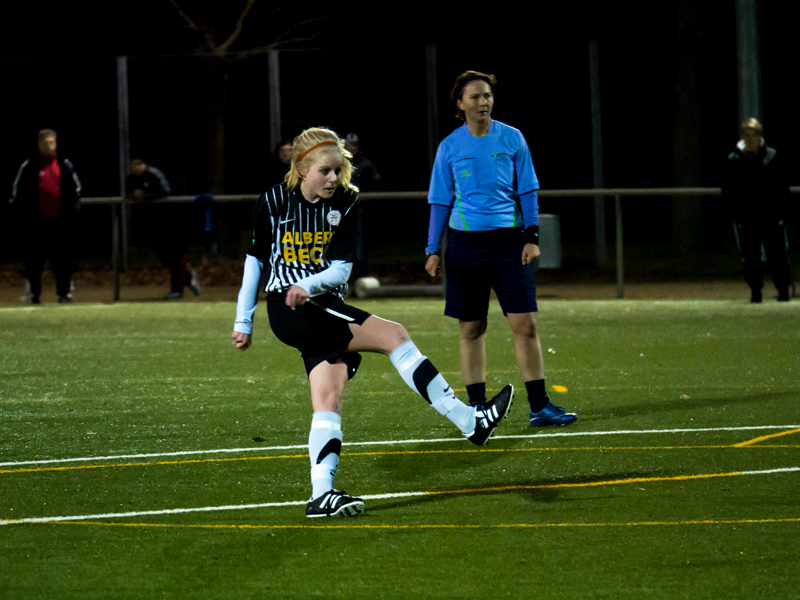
[465,384,513,446]
[306,489,365,518]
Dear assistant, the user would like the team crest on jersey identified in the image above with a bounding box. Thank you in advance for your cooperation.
[327,210,341,226]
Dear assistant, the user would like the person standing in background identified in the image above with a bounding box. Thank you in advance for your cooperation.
[721,118,791,303]
[11,129,81,304]
[126,157,199,300]
[425,70,578,428]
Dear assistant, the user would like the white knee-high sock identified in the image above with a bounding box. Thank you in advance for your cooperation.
[389,340,475,434]
[308,411,342,500]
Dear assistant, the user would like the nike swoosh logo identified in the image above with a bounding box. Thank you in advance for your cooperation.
[279,219,294,224]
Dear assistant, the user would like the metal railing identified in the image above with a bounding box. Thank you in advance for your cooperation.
[82,186,797,301]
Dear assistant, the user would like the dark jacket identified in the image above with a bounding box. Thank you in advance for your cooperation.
[11,154,81,222]
[721,143,789,225]
[125,165,171,200]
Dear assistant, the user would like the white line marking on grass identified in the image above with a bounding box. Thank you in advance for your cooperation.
[0,304,115,312]
[493,425,800,441]
[2,467,798,527]
[2,425,799,468]
[0,445,307,467]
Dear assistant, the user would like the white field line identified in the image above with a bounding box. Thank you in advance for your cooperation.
[0,304,115,312]
[2,467,798,526]
[2,425,799,469]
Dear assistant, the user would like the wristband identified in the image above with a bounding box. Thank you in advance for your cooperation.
[524,225,539,245]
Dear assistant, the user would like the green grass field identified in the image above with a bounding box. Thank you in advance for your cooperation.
[1,298,799,599]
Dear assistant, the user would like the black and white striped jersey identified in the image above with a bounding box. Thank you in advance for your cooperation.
[247,183,359,297]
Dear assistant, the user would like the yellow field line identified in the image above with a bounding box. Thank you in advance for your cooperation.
[0,440,800,474]
[46,516,800,531]
[3,444,799,475]
[732,428,800,447]
[0,453,308,474]
[425,470,757,495]
[3,467,796,526]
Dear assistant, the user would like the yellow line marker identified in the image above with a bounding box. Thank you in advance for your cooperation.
[552,385,568,393]
[0,453,309,474]
[44,516,800,531]
[4,467,796,526]
[732,428,800,448]
[3,444,800,475]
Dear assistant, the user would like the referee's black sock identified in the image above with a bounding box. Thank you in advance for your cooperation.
[526,379,549,412]
[466,383,486,406]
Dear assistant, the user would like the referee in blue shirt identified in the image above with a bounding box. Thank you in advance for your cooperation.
[426,70,577,427]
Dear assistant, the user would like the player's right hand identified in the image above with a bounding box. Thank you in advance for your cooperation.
[232,331,252,351]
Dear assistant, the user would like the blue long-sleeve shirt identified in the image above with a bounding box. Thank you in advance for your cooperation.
[427,121,539,253]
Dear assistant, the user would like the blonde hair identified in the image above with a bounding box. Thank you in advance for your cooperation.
[285,127,358,192]
[741,117,763,135]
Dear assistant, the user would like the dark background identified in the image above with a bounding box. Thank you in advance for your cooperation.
[0,1,797,277]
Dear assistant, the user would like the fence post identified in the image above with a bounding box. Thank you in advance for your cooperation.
[116,56,130,272]
[615,194,624,298]
[112,201,120,302]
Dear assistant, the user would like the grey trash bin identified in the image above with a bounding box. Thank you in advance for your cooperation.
[536,213,561,269]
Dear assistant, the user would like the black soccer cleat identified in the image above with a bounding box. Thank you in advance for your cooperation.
[306,489,365,518]
[465,384,514,446]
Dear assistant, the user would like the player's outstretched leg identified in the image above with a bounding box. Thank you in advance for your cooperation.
[349,319,513,443]
[389,340,475,432]
[389,341,513,444]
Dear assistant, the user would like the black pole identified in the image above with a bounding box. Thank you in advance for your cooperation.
[589,37,608,269]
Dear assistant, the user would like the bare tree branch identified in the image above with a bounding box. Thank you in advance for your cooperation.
[216,0,258,54]
[166,1,334,60]
[167,0,218,52]
[216,16,333,62]
[271,16,332,46]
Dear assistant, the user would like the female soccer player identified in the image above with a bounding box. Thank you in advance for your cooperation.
[232,127,512,518]
[425,70,578,428]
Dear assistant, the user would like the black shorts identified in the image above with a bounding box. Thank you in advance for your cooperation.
[444,227,538,321]
[266,291,372,379]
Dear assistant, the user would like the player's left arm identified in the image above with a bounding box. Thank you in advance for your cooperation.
[287,260,353,308]
[515,133,541,265]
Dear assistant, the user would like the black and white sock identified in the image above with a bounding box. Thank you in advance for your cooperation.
[389,340,475,434]
[308,411,342,500]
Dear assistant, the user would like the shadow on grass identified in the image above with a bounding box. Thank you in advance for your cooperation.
[364,470,658,515]
[587,390,797,422]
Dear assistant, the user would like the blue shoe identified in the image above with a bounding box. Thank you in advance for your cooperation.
[163,292,182,300]
[529,400,577,427]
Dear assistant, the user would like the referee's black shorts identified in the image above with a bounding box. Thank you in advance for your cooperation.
[267,291,371,379]
[444,227,538,321]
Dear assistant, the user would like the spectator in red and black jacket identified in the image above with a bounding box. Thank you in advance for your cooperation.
[11,129,81,304]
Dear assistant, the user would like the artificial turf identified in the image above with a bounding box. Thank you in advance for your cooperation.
[1,298,798,599]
